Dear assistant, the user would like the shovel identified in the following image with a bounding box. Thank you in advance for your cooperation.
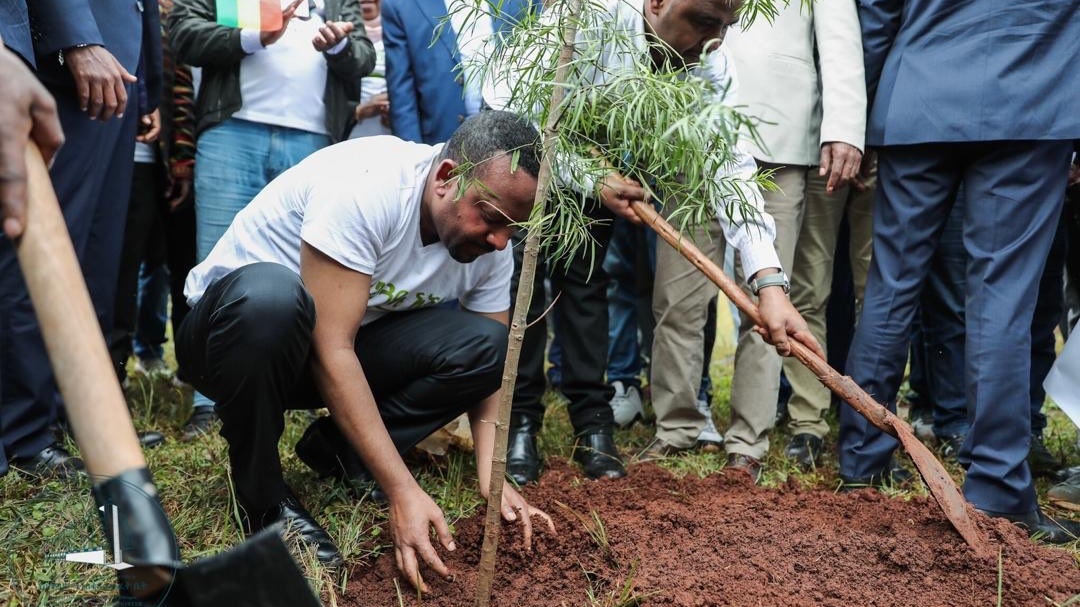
[16,142,323,607]
[630,200,992,558]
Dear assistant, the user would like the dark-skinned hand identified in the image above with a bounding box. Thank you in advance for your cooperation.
[64,45,138,121]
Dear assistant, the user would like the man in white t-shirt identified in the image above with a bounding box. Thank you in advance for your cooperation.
[177,111,554,588]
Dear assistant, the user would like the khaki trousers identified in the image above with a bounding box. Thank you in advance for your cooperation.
[782,166,875,439]
[650,165,803,456]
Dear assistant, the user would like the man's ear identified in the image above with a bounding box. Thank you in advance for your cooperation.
[645,0,665,16]
[434,159,459,185]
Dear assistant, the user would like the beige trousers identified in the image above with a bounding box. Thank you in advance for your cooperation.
[650,165,804,457]
[781,166,875,439]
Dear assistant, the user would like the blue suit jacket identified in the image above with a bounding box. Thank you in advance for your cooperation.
[0,0,33,67]
[860,0,1080,145]
[383,0,538,144]
[28,0,163,111]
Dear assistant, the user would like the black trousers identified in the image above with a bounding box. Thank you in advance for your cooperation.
[510,196,616,434]
[175,263,507,511]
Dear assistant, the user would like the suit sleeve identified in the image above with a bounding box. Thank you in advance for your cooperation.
[169,0,247,68]
[382,0,423,143]
[324,0,376,96]
[142,0,165,112]
[857,0,902,107]
[813,0,866,152]
[27,0,103,58]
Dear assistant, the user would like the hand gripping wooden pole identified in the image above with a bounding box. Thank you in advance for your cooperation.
[631,200,992,558]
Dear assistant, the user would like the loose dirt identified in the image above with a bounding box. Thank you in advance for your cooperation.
[342,461,1080,606]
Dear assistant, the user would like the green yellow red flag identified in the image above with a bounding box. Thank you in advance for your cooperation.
[215,0,283,31]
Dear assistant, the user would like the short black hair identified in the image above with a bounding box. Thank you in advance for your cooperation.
[439,110,541,180]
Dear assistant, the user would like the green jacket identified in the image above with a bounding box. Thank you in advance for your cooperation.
[169,0,374,143]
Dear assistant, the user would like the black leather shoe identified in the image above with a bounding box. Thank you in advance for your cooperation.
[93,467,181,602]
[295,418,387,503]
[573,431,625,480]
[839,458,914,492]
[12,443,85,478]
[138,431,165,449]
[977,508,1080,545]
[784,434,823,470]
[507,415,542,485]
[1028,435,1061,479]
[243,491,343,568]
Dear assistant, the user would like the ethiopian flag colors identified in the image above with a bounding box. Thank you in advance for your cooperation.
[215,0,283,31]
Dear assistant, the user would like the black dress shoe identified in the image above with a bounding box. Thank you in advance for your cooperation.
[180,407,218,442]
[138,431,165,449]
[784,433,823,470]
[507,415,542,485]
[839,458,913,492]
[573,431,625,480]
[93,467,181,601]
[295,418,387,503]
[243,491,343,568]
[12,443,85,478]
[977,507,1080,545]
[1028,435,1061,479]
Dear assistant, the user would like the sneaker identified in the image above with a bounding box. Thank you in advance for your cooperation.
[908,408,935,443]
[181,407,218,442]
[695,397,723,451]
[134,357,171,378]
[609,381,644,428]
[1047,471,1080,512]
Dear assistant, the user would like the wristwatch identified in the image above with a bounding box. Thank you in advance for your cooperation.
[749,271,790,296]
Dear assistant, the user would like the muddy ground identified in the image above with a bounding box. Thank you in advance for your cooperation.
[343,461,1080,606]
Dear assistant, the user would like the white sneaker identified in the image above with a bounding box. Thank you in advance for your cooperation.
[609,381,644,428]
[696,397,724,449]
[134,357,171,378]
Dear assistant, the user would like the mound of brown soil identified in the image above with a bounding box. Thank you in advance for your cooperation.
[343,461,1079,606]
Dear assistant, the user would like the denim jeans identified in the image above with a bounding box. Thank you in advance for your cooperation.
[133,263,170,361]
[603,218,656,387]
[191,118,329,410]
[194,118,330,260]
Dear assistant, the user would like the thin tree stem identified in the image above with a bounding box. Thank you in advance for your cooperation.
[474,1,583,604]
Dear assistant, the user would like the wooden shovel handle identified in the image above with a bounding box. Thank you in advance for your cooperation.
[15,142,145,480]
[631,200,901,437]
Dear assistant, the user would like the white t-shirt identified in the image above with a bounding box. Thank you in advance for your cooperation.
[184,137,514,325]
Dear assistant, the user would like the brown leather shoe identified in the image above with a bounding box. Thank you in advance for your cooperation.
[726,453,762,484]
[634,437,692,463]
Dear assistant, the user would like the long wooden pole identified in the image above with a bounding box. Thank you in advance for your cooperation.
[631,200,991,558]
[17,143,146,480]
[474,4,583,604]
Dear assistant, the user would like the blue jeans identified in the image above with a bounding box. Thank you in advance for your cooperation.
[603,218,656,387]
[194,118,329,260]
[133,263,170,361]
[192,118,329,410]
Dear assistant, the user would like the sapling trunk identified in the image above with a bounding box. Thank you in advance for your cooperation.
[474,2,582,604]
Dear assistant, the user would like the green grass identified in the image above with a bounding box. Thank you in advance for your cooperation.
[1,338,1078,605]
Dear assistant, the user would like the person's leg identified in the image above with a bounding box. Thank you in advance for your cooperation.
[649,217,725,449]
[176,263,316,513]
[509,231,551,426]
[724,165,805,464]
[132,264,170,363]
[110,162,162,379]
[840,143,962,481]
[920,199,969,444]
[604,218,643,387]
[1029,220,1066,440]
[960,139,1071,515]
[784,169,846,442]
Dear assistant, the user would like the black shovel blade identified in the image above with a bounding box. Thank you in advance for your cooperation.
[166,525,322,607]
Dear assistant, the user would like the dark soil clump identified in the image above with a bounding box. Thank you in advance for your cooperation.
[343,461,1080,606]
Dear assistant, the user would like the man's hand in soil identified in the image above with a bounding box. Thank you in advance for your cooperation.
[497,483,556,551]
[388,486,455,593]
[597,170,646,224]
[63,45,138,121]
[753,281,823,358]
[0,43,64,239]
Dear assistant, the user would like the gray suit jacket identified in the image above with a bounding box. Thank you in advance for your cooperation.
[860,0,1080,145]
[726,0,866,166]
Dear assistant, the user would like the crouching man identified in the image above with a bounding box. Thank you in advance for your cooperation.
[176,110,554,590]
